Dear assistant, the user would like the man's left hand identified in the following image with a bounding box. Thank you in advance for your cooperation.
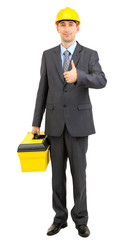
[63,60,77,83]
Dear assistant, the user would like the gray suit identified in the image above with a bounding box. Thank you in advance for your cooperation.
[32,42,107,226]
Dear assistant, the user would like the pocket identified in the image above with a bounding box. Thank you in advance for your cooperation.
[77,103,92,110]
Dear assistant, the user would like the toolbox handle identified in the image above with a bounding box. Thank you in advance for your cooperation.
[34,132,38,139]
[33,132,45,139]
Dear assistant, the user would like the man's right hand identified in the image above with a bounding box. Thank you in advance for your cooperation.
[31,126,40,136]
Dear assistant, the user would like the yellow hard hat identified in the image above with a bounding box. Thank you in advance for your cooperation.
[55,7,81,26]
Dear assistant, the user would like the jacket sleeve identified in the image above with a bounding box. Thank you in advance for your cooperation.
[76,51,107,89]
[32,52,48,127]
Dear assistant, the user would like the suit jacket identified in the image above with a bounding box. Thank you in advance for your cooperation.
[32,42,107,137]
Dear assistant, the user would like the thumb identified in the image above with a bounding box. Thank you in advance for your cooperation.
[71,60,75,69]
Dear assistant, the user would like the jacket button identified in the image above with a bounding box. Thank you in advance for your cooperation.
[64,88,67,92]
[63,105,67,108]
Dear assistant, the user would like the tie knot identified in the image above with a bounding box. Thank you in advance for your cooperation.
[64,50,70,57]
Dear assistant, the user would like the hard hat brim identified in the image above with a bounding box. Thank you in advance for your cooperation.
[55,19,80,26]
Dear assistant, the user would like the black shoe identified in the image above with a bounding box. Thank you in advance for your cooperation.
[76,224,90,237]
[47,222,67,236]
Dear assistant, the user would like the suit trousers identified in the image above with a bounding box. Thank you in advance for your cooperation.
[47,125,89,226]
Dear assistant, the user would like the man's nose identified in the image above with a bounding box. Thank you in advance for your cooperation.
[65,26,69,32]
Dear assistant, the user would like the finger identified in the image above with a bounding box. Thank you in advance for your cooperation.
[63,72,69,76]
[64,73,69,78]
[66,79,71,83]
[31,128,35,134]
[66,79,70,82]
[64,70,71,75]
[37,129,40,136]
[71,60,75,69]
[65,78,71,83]
[64,75,69,79]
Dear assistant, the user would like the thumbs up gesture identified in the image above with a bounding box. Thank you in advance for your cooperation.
[63,60,77,83]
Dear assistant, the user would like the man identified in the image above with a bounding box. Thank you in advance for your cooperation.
[32,7,107,237]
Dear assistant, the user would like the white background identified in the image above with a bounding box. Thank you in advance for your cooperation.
[0,0,124,239]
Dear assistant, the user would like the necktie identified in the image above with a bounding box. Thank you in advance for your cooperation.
[64,50,70,72]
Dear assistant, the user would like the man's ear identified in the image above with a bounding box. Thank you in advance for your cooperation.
[56,24,59,33]
[76,26,80,32]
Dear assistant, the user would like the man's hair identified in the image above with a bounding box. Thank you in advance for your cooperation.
[57,20,78,25]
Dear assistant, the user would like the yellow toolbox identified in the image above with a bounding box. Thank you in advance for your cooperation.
[17,132,50,172]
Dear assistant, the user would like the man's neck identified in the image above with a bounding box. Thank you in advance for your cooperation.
[61,39,76,49]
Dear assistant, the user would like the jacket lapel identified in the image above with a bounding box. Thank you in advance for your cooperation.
[52,45,65,82]
[68,42,82,71]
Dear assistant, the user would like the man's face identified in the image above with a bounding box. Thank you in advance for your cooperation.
[57,21,79,44]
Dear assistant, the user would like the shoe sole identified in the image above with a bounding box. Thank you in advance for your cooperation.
[78,231,90,237]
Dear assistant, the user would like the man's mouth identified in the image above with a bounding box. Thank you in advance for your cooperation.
[64,34,71,37]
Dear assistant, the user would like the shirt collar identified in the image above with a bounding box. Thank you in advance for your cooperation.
[60,41,77,55]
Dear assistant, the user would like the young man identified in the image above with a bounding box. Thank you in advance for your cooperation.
[32,7,107,237]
